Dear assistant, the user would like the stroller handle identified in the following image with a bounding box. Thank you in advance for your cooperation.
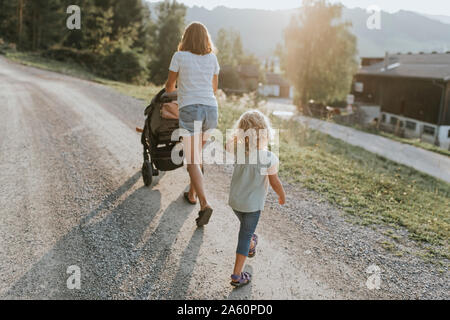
[161,90,177,100]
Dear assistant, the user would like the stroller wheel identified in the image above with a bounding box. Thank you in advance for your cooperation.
[142,160,153,186]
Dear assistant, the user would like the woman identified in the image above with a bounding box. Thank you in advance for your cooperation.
[165,22,220,227]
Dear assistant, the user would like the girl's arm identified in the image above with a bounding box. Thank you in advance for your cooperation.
[165,71,178,93]
[269,173,286,205]
[225,135,237,154]
[212,74,219,93]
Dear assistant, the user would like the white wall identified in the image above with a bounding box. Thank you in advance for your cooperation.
[438,126,450,150]
[381,112,450,150]
[259,85,280,97]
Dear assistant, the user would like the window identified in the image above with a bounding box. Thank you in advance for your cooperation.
[381,114,386,123]
[448,129,450,138]
[354,82,364,93]
[390,117,398,125]
[423,125,435,136]
[406,121,416,130]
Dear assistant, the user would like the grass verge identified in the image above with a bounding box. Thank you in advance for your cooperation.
[219,99,450,260]
[3,51,160,101]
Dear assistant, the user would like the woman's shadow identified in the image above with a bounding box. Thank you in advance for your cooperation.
[4,172,200,300]
[165,227,204,299]
[130,191,201,299]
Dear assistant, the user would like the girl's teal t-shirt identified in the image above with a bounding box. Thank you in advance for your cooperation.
[228,149,279,213]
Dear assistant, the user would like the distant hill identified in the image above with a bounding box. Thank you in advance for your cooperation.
[423,13,450,25]
[147,3,450,58]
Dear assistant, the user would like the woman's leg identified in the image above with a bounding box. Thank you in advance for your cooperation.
[187,135,207,203]
[184,133,210,210]
[232,211,261,278]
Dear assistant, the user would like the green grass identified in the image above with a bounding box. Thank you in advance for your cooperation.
[4,51,160,101]
[219,99,450,260]
[5,51,99,80]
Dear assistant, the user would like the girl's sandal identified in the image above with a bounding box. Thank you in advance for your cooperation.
[248,234,258,258]
[184,192,197,205]
[230,272,252,287]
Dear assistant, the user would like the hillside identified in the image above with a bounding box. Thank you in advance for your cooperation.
[148,3,450,58]
[424,13,450,25]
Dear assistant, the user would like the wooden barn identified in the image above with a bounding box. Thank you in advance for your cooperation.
[352,52,450,150]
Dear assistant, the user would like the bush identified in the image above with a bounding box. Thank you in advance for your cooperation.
[42,47,144,83]
[99,49,143,83]
[0,38,16,55]
[42,47,98,67]
[219,66,242,91]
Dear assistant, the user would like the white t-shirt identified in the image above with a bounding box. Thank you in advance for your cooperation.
[169,51,220,109]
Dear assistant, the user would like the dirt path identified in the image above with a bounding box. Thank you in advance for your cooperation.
[0,57,447,299]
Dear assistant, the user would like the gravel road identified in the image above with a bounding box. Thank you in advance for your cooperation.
[0,57,448,300]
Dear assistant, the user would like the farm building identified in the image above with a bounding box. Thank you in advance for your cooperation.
[258,72,293,99]
[352,52,450,150]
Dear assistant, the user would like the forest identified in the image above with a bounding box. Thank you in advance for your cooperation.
[0,0,186,84]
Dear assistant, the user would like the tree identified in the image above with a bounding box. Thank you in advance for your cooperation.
[0,0,18,44]
[148,0,186,85]
[215,28,244,67]
[24,0,64,50]
[283,0,358,107]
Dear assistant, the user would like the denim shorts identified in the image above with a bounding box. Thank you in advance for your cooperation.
[179,104,218,135]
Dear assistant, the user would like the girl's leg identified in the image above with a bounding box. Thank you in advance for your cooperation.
[232,211,261,279]
[184,133,210,210]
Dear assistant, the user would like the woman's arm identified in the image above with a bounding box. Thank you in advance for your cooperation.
[269,173,286,205]
[165,71,178,93]
[212,74,218,93]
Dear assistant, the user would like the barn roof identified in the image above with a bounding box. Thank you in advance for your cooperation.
[358,53,450,81]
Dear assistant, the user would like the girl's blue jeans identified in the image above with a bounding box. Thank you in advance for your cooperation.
[233,209,261,256]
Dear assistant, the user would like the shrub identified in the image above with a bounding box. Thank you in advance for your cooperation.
[42,47,98,67]
[42,47,144,83]
[99,49,144,83]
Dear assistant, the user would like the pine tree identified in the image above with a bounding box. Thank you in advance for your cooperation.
[0,0,18,44]
[148,0,186,85]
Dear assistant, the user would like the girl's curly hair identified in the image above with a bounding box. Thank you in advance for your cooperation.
[234,110,274,154]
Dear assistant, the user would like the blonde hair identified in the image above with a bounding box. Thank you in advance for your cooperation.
[178,22,214,55]
[234,110,274,153]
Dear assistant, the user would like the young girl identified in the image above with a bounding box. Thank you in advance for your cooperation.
[226,110,286,287]
[165,22,220,227]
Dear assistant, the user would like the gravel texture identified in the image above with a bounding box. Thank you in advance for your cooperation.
[0,57,447,300]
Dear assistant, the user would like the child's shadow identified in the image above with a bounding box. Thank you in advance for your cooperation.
[227,265,253,300]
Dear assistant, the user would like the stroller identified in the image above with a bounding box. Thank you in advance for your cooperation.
[140,88,184,186]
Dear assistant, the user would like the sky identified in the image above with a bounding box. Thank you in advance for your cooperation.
[146,0,450,16]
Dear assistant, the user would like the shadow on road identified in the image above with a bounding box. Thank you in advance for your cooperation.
[5,171,198,299]
[166,227,204,299]
[130,191,197,299]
